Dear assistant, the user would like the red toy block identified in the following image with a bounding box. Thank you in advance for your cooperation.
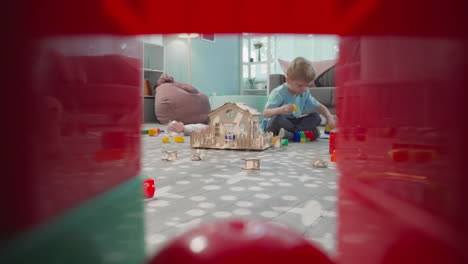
[143,178,156,198]
[94,148,124,162]
[329,131,336,154]
[388,149,409,162]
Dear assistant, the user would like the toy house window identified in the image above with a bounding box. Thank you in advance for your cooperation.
[239,123,245,134]
[225,109,236,119]
[251,121,258,135]
[215,123,220,136]
[224,123,235,134]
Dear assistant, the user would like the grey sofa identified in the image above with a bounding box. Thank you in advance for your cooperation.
[268,65,336,123]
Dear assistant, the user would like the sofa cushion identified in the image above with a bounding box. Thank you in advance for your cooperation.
[315,66,335,87]
[155,74,210,124]
[309,87,333,107]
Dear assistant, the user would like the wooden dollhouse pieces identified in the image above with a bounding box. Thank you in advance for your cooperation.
[191,102,273,150]
[242,158,260,170]
[162,150,178,161]
[191,149,206,161]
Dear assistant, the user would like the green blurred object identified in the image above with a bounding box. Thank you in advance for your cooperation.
[300,131,305,138]
[281,139,289,146]
[1,177,145,264]
[142,129,149,134]
[306,138,310,142]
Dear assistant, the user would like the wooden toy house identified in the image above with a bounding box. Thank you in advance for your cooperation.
[191,102,273,150]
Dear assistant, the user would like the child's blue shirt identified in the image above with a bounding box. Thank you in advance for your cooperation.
[264,83,321,119]
[261,83,321,131]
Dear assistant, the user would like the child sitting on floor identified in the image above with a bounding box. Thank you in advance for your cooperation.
[263,57,335,140]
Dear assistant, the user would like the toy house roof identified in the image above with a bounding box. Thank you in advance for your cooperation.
[209,102,262,117]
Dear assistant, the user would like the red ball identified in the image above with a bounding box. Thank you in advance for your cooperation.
[143,178,155,198]
[148,218,333,264]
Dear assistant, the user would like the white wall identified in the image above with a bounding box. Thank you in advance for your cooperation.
[140,35,163,46]
[272,34,339,73]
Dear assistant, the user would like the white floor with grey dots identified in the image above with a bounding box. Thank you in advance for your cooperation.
[142,124,338,257]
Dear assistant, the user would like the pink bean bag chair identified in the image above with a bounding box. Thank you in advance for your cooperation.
[155,74,210,124]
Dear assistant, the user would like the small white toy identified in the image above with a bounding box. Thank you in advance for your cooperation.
[162,150,178,161]
[313,159,328,168]
[242,158,260,170]
[274,128,286,148]
[191,149,206,161]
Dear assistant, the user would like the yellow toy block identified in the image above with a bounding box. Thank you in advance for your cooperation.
[271,137,277,145]
[174,136,185,143]
[300,138,306,143]
[162,136,170,143]
[292,104,298,112]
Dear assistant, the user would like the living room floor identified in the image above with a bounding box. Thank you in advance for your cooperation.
[141,123,338,257]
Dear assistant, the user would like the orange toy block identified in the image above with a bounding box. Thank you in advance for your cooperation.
[148,129,158,136]
[330,150,337,162]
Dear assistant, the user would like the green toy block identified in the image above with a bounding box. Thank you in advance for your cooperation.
[281,139,289,146]
[306,138,310,142]
[300,131,305,138]
[141,129,149,134]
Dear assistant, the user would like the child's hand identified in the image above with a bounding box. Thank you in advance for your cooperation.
[280,104,294,115]
[326,117,336,130]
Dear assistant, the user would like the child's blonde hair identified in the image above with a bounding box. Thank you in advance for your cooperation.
[286,57,316,83]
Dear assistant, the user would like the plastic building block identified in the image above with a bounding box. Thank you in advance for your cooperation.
[330,150,337,162]
[174,136,185,143]
[143,178,155,198]
[293,132,301,142]
[306,138,310,142]
[388,149,409,162]
[329,131,336,154]
[292,104,298,112]
[300,131,305,138]
[142,129,149,134]
[325,125,332,135]
[281,139,288,146]
[300,138,306,143]
[162,136,170,143]
[303,131,314,142]
[148,128,159,136]
[94,148,124,162]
